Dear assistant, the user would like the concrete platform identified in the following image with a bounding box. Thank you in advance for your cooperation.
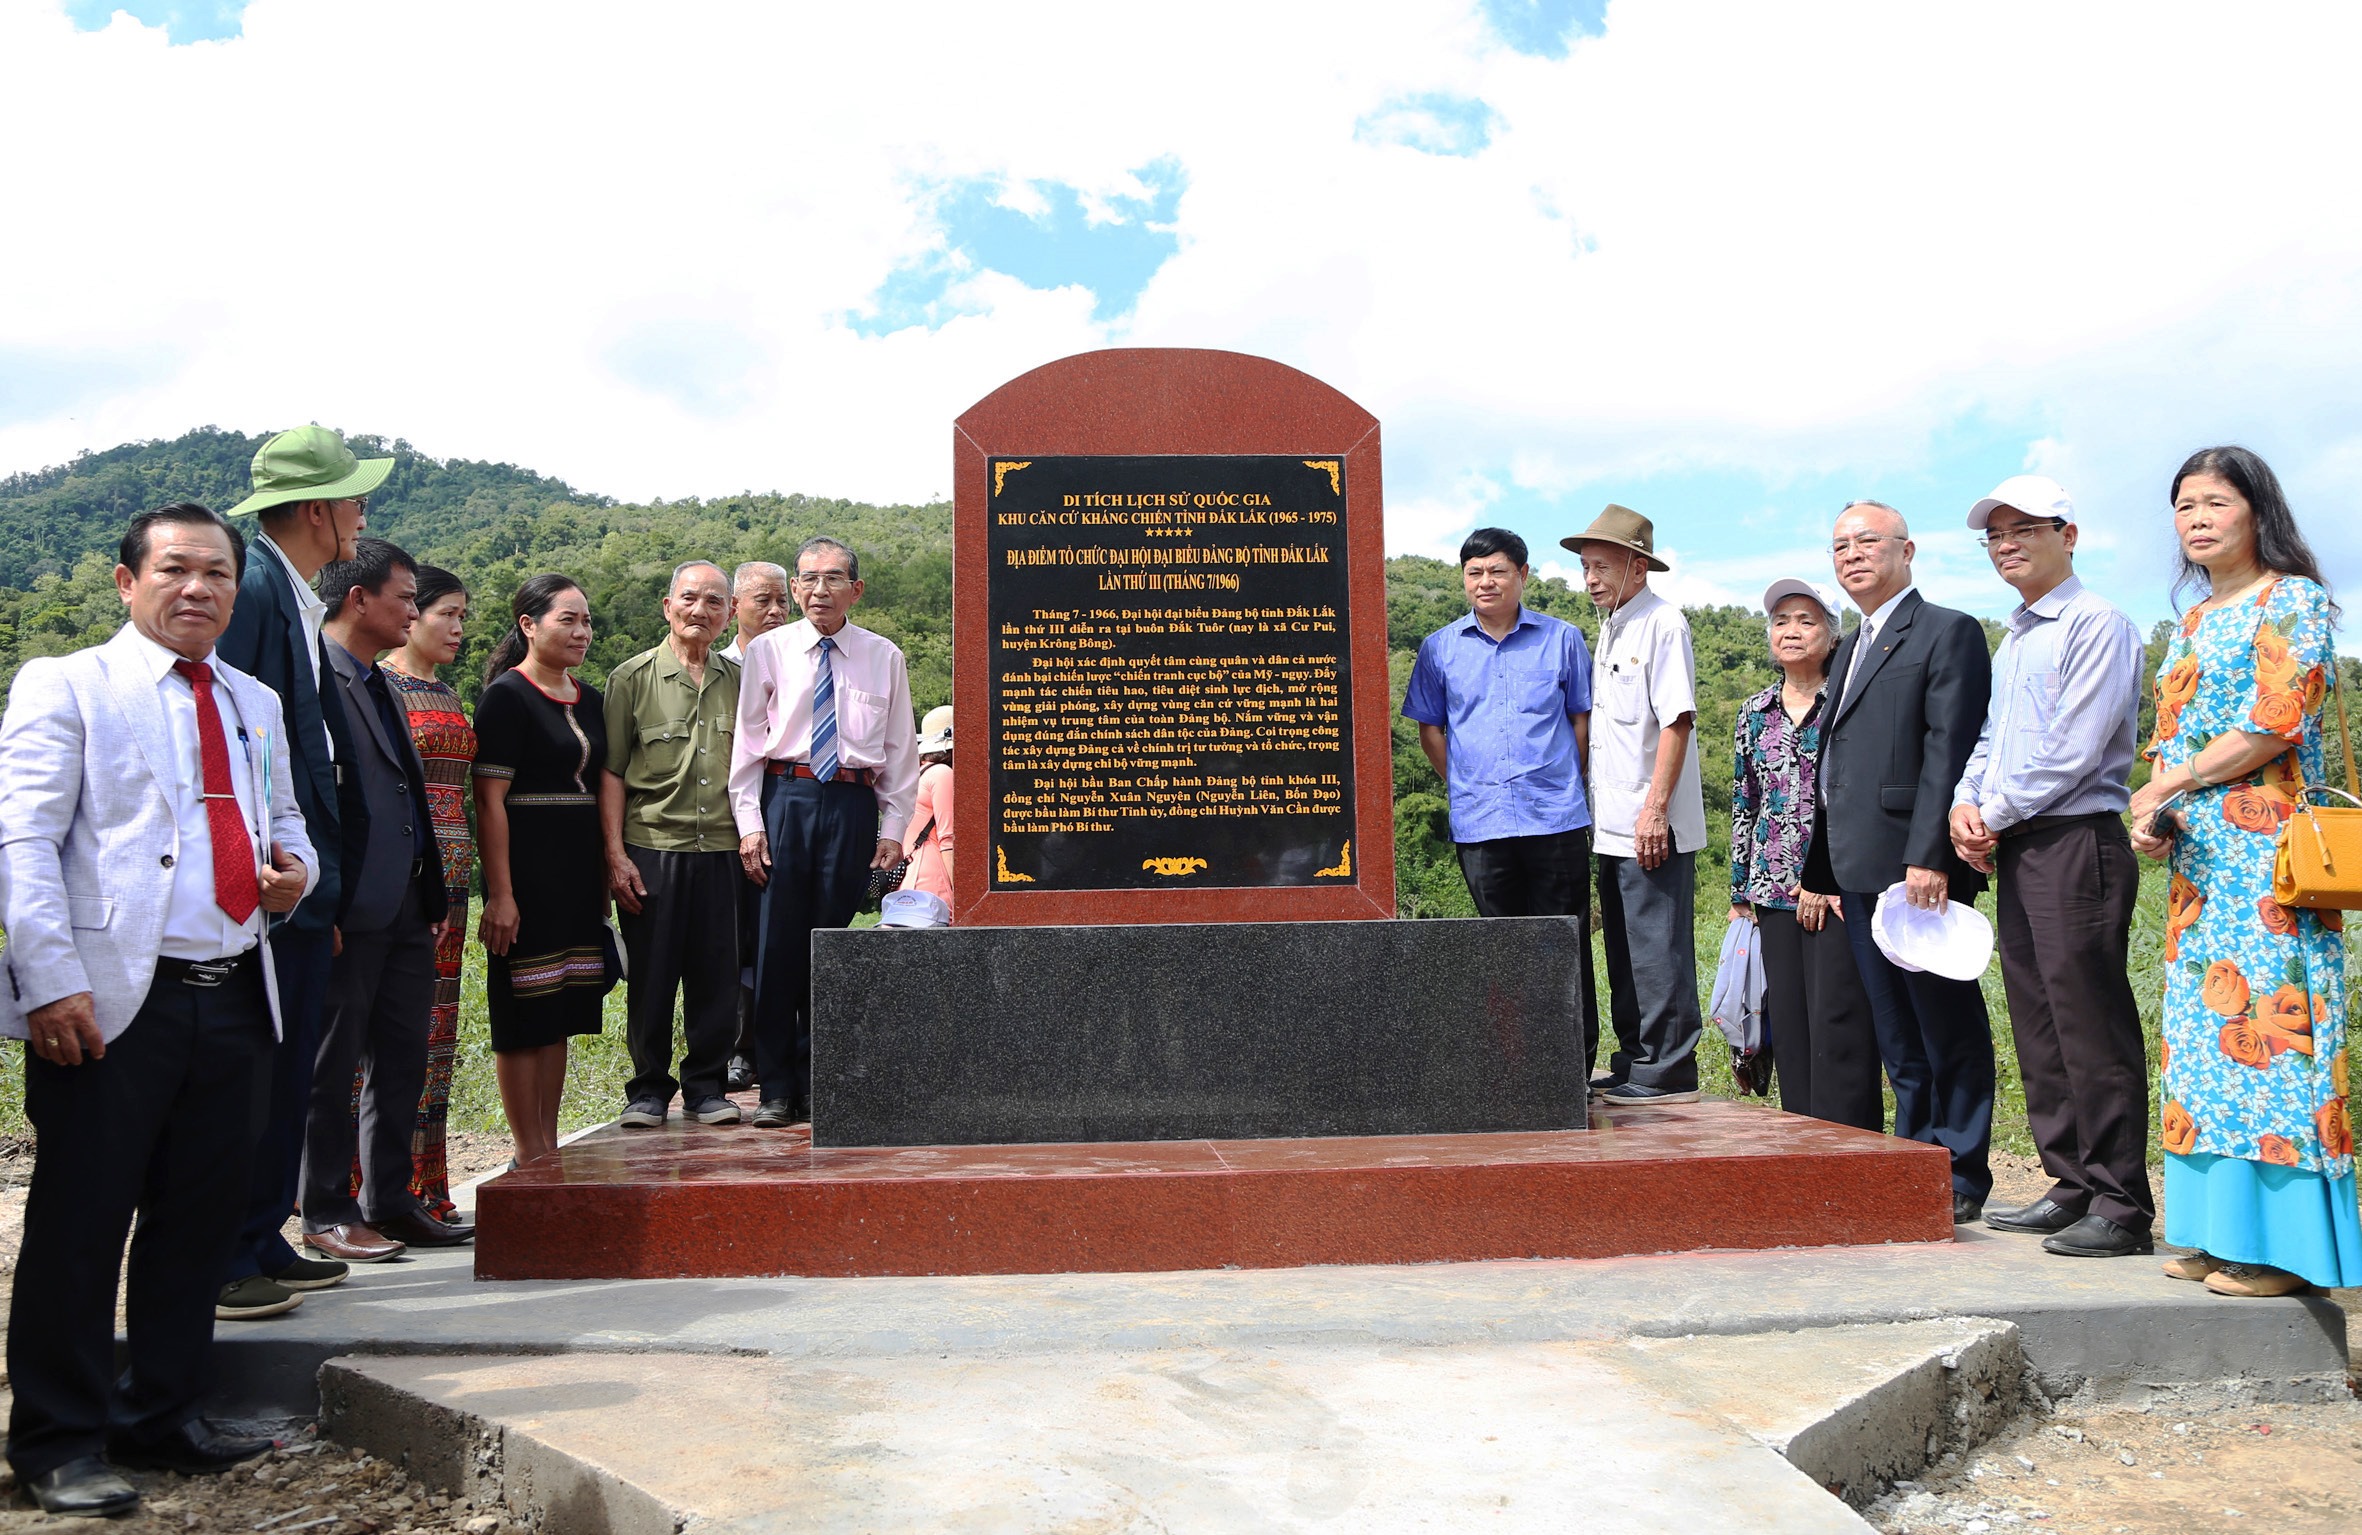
[320,1323,2028,1534]
[211,1223,2350,1427]
[473,1101,1955,1279]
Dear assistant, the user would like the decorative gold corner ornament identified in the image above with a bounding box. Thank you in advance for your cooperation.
[1316,841,1352,878]
[1141,856,1209,877]
[993,460,1032,497]
[995,845,1034,883]
[1303,459,1341,496]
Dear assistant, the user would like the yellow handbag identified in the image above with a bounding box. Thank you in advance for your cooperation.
[2272,658,2362,909]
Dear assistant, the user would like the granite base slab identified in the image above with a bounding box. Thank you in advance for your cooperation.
[471,1100,1957,1280]
[808,916,1588,1147]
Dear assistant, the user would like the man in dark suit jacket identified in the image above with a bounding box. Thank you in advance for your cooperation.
[1803,499,1997,1223]
[214,426,395,1315]
[304,538,471,1256]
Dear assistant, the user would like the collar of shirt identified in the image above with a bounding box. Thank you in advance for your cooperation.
[1742,679,1826,719]
[1857,584,1915,641]
[2009,573,2084,633]
[771,616,873,661]
[123,625,221,685]
[651,639,731,686]
[255,532,327,624]
[1451,606,1545,646]
[1598,583,1664,642]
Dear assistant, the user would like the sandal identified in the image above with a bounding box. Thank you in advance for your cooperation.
[2202,1262,2309,1298]
[2161,1251,2224,1282]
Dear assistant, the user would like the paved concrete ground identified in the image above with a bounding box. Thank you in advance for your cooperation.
[214,1224,2350,1424]
[324,1328,2022,1534]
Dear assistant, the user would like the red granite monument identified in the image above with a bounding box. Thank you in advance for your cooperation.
[950,348,1396,927]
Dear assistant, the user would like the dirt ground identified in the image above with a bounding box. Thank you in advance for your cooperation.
[0,1142,2350,1529]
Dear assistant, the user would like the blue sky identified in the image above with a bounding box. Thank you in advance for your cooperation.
[8,1,2362,638]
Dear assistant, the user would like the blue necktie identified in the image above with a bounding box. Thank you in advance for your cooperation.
[811,635,839,782]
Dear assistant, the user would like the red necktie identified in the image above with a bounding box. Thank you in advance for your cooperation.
[173,659,260,925]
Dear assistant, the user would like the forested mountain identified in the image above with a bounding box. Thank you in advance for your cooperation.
[0,429,2202,920]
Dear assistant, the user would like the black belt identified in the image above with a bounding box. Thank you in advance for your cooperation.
[156,948,262,989]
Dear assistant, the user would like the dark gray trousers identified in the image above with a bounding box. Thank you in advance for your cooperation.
[1997,814,2153,1230]
[301,879,436,1230]
[1594,850,1702,1091]
[619,846,743,1106]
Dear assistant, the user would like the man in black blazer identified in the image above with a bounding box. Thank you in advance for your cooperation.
[1802,499,1997,1222]
[215,426,395,1316]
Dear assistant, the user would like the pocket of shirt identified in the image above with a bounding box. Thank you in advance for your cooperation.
[637,722,693,776]
[2016,670,2063,732]
[1602,665,1647,726]
[68,895,115,930]
[835,687,886,749]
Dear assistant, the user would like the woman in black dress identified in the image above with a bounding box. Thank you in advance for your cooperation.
[473,575,609,1167]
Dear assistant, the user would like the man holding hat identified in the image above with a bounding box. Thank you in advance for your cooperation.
[1565,506,1706,1105]
[215,425,394,1318]
[1803,499,1996,1225]
[1948,475,2151,1257]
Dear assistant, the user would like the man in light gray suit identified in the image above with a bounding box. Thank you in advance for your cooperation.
[0,504,315,1516]
[302,538,465,1255]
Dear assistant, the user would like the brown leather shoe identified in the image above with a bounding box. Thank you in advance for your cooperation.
[302,1223,405,1262]
[372,1208,475,1247]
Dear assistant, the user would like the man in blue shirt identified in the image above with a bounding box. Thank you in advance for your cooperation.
[1948,475,2149,1260]
[1402,528,1596,1037]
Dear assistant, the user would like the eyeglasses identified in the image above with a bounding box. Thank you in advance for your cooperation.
[793,571,854,591]
[1829,534,1898,557]
[1977,518,2066,550]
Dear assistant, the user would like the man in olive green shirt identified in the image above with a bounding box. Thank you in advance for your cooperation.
[600,561,744,1127]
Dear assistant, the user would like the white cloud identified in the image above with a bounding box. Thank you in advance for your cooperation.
[4,0,2362,630]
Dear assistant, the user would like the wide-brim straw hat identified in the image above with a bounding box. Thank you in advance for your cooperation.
[1559,503,1669,572]
[226,424,393,517]
[916,704,953,754]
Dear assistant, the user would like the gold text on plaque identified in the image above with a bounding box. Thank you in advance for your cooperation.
[1316,841,1353,878]
[1303,459,1341,496]
[993,460,1032,497]
[995,845,1034,884]
[1141,856,1209,877]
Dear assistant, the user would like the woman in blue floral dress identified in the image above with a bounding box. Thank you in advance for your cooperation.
[2128,447,2360,1296]
[1729,579,1878,1129]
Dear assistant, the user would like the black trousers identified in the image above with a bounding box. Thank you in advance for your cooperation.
[301,879,436,1230]
[7,957,273,1479]
[1996,814,2153,1230]
[1595,851,1702,1092]
[1841,889,1996,1201]
[222,926,331,1284]
[753,774,878,1107]
[619,846,742,1105]
[1754,903,1883,1130]
[1456,827,1598,1064]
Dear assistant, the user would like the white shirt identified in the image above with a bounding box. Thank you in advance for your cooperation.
[1586,585,1707,857]
[255,530,335,762]
[719,638,744,664]
[126,628,267,961]
[1844,585,1916,698]
[729,618,921,842]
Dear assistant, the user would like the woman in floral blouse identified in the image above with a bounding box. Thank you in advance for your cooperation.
[2128,447,2359,1297]
[1729,579,1879,1129]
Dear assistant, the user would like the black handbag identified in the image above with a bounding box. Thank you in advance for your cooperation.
[866,812,936,902]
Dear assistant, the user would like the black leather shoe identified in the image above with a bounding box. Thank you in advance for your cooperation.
[1984,1195,2082,1234]
[108,1420,276,1474]
[24,1455,139,1515]
[726,1055,757,1092]
[753,1099,795,1129]
[2042,1214,2155,1258]
[1952,1194,1984,1224]
[374,1208,475,1246]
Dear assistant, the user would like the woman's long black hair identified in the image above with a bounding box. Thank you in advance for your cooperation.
[2171,446,2337,618]
[484,573,583,684]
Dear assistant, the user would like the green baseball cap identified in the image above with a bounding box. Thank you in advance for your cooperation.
[225,425,394,517]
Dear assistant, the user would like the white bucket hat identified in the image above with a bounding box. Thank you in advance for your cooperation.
[1967,474,2075,531]
[1870,883,1994,981]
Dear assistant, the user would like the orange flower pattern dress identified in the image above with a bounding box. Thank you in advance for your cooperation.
[2147,576,2358,1285]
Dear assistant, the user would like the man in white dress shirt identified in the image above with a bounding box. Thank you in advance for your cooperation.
[730,536,918,1127]
[0,505,316,1515]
